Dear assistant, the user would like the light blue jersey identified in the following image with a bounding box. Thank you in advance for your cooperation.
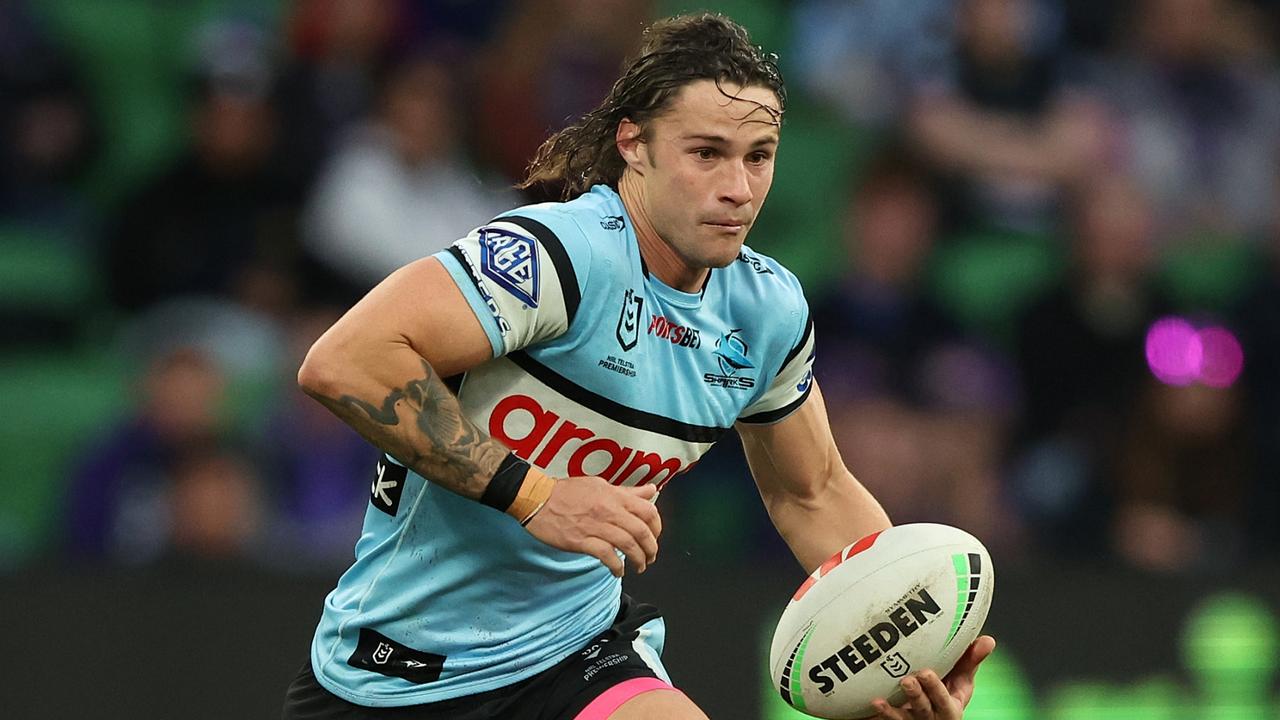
[309,185,816,706]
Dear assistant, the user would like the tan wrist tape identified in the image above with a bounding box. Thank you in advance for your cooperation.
[506,466,555,525]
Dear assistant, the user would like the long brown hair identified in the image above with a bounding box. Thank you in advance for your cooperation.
[519,13,786,200]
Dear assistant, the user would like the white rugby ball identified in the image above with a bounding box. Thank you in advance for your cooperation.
[768,523,994,719]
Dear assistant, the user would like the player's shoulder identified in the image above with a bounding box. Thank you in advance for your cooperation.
[488,185,627,261]
[724,244,808,312]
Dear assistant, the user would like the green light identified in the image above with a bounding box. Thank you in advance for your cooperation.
[1181,592,1278,679]
[961,647,1035,720]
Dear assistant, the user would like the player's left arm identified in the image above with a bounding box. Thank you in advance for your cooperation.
[737,379,890,573]
[738,382,996,720]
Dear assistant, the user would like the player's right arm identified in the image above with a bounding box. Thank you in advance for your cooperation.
[297,256,660,576]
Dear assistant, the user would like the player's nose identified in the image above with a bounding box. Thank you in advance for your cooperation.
[718,159,752,206]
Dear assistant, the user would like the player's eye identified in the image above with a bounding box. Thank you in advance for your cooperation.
[694,148,716,160]
[747,151,772,165]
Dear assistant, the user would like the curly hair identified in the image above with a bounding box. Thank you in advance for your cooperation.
[518,13,786,200]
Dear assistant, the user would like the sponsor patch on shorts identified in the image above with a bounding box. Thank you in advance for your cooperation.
[348,628,446,684]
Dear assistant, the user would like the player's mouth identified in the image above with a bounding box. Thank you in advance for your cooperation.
[703,219,749,233]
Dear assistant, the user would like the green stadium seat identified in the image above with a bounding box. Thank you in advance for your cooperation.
[0,351,130,567]
[1157,236,1261,314]
[928,231,1066,347]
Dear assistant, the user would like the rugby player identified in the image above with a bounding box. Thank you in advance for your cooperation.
[284,13,994,720]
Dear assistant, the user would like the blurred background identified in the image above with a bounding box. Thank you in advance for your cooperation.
[0,0,1277,717]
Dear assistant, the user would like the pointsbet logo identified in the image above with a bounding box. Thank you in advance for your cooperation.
[807,588,943,694]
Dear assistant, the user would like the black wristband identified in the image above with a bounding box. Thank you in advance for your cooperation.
[480,452,529,512]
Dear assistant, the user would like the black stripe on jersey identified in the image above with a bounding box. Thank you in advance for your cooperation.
[445,245,482,292]
[508,350,726,443]
[738,383,813,425]
[496,215,581,326]
[777,313,814,377]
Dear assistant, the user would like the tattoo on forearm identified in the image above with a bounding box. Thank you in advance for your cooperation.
[328,360,507,499]
[337,390,404,425]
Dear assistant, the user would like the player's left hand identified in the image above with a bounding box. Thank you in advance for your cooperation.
[870,635,995,720]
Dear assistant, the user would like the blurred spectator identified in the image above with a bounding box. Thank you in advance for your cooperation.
[474,0,652,184]
[259,308,376,572]
[275,0,415,189]
[1010,174,1165,557]
[303,52,517,291]
[789,0,955,128]
[65,346,252,563]
[1113,379,1249,572]
[167,442,266,563]
[908,0,1108,234]
[814,149,1014,545]
[0,0,101,230]
[1233,207,1280,555]
[102,20,302,317]
[1100,0,1280,240]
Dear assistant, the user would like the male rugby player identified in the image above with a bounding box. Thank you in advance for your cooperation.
[285,14,993,720]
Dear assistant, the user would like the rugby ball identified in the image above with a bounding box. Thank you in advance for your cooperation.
[768,523,994,719]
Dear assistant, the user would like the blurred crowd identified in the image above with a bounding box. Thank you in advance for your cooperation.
[2,0,1278,576]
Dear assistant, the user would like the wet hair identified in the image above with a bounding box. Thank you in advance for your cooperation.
[519,13,785,200]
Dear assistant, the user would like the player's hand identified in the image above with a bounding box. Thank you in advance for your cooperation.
[522,476,662,577]
[870,635,995,720]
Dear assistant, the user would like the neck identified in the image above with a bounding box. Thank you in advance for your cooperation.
[618,171,708,292]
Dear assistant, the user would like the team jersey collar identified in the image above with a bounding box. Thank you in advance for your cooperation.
[594,184,711,309]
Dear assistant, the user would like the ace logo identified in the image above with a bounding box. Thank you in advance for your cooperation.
[479,228,540,307]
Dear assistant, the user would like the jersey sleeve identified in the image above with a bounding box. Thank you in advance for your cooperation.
[738,309,816,424]
[435,212,589,358]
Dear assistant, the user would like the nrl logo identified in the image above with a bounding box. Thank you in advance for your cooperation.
[616,288,643,351]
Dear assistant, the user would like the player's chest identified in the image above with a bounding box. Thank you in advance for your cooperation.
[578,286,766,423]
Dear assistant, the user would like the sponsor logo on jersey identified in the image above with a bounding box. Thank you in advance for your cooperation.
[648,315,701,349]
[737,250,775,275]
[479,227,539,307]
[348,628,446,685]
[453,242,512,335]
[488,393,693,488]
[370,458,407,516]
[598,353,637,378]
[600,215,625,230]
[797,368,814,393]
[705,329,756,390]
[806,588,942,694]
[615,288,643,351]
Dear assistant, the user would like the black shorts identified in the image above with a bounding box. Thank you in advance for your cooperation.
[283,595,675,720]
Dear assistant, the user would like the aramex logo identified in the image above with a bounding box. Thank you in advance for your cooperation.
[488,394,692,487]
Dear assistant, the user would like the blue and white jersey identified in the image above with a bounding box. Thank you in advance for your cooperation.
[309,185,816,706]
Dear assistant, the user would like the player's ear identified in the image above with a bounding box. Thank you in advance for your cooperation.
[616,118,648,174]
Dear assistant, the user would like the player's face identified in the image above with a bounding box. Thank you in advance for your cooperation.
[633,80,780,272]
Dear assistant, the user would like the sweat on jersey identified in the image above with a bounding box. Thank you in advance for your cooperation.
[308,184,817,706]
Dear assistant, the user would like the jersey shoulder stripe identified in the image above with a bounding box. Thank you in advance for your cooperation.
[495,214,582,326]
[739,383,813,424]
[508,350,727,443]
[777,312,813,377]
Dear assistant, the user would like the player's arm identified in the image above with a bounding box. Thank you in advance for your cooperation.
[297,256,659,576]
[737,380,890,573]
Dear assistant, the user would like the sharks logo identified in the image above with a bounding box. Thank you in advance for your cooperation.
[705,329,756,390]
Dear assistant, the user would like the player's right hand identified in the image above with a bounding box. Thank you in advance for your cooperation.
[522,476,661,577]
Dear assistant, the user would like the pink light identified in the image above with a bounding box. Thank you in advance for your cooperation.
[1196,326,1244,388]
[1146,317,1202,386]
